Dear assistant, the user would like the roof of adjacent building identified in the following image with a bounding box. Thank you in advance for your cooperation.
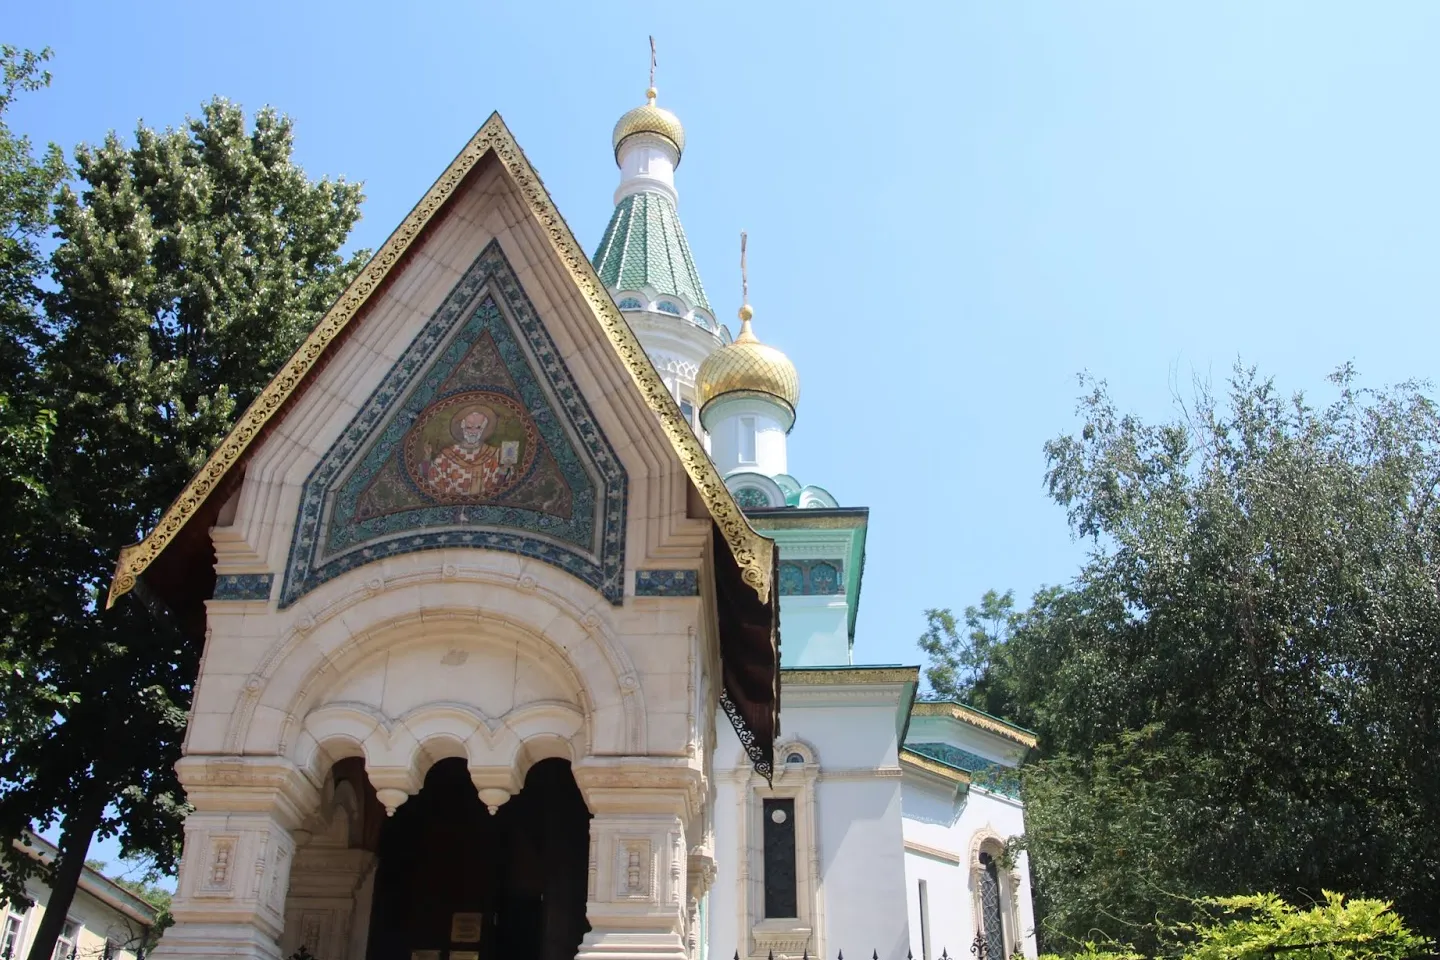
[910,699,1039,749]
[592,191,711,311]
[904,742,1023,799]
[16,835,161,927]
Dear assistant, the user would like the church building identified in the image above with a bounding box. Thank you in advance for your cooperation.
[107,73,1039,960]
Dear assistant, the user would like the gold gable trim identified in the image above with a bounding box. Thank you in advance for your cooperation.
[781,666,919,686]
[899,749,973,787]
[910,701,1039,749]
[107,113,773,608]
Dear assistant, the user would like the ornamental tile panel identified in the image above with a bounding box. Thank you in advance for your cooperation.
[776,559,845,596]
[213,573,274,602]
[634,569,699,597]
[280,240,627,606]
[907,742,1022,799]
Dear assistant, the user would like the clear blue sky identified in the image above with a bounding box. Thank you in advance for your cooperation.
[11,0,1440,874]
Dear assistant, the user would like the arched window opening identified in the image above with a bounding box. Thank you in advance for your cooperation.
[978,850,1005,960]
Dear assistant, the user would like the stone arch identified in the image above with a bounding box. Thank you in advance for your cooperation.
[300,697,587,815]
[221,560,648,766]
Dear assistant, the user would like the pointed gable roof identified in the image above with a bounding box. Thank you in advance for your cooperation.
[105,114,775,615]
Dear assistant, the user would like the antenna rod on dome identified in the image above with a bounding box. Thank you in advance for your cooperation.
[649,35,657,98]
[740,230,749,307]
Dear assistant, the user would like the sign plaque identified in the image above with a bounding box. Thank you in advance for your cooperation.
[450,913,483,943]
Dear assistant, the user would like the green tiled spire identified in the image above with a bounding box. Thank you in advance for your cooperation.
[592,191,711,311]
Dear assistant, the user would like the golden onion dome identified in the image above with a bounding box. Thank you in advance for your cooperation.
[697,306,801,415]
[613,88,686,164]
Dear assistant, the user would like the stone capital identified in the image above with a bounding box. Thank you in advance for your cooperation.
[572,756,706,819]
[174,755,321,830]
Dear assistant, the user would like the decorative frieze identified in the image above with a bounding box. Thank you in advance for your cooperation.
[777,559,843,596]
[213,573,274,602]
[635,569,699,597]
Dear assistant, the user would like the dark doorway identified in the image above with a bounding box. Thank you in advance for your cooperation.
[364,757,592,960]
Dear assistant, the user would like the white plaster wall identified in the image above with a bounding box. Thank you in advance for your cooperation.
[901,784,1037,959]
[818,774,909,958]
[778,597,851,667]
[703,396,789,479]
[615,135,679,206]
[709,688,912,960]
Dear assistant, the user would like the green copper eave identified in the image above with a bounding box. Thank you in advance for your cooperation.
[592,191,711,311]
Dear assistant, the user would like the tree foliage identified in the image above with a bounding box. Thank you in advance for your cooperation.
[1038,892,1428,960]
[0,94,366,960]
[0,46,68,758]
[923,367,1440,949]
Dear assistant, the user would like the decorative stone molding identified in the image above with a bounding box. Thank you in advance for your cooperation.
[224,562,648,762]
[616,839,655,900]
[903,839,963,866]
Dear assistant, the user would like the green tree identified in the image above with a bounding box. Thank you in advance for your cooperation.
[918,589,1016,703]
[0,46,68,756]
[924,367,1440,949]
[87,860,174,954]
[0,97,366,960]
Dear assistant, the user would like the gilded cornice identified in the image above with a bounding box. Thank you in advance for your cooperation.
[747,509,869,531]
[781,666,919,686]
[899,749,972,786]
[911,700,1039,749]
[107,113,774,608]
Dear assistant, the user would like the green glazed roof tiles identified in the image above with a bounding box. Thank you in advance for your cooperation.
[592,192,711,311]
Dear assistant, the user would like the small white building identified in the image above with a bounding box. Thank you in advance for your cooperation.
[3,836,160,960]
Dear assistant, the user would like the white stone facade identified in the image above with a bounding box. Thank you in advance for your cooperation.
[153,148,734,960]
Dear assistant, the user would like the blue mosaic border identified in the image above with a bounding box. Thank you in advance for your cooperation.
[634,569,699,597]
[213,573,274,602]
[280,240,628,607]
[908,742,1023,799]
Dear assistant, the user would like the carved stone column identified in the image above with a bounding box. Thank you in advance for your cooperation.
[573,760,705,960]
[154,757,320,960]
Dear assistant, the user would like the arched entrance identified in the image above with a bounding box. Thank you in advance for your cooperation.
[364,757,592,960]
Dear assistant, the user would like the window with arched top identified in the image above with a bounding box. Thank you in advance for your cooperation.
[978,851,1005,959]
[739,740,823,960]
[656,300,682,315]
[970,834,1021,959]
[616,297,644,311]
